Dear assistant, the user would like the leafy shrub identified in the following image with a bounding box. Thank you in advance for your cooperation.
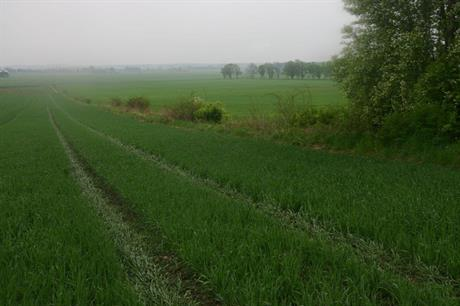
[165,96,204,121]
[274,88,312,127]
[110,97,123,107]
[194,102,226,123]
[274,88,347,128]
[126,96,150,113]
[414,42,460,139]
[162,94,226,123]
[292,107,347,127]
[379,104,457,145]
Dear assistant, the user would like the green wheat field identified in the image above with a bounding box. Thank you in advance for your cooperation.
[1,73,459,305]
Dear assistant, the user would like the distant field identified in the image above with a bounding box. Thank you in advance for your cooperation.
[4,72,347,116]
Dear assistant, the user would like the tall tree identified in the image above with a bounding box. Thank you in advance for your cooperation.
[221,63,242,79]
[283,61,297,79]
[245,63,258,78]
[233,64,242,79]
[335,0,460,128]
[258,64,266,78]
[273,62,283,79]
[264,63,275,79]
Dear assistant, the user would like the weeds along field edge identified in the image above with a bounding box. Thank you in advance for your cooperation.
[53,92,460,282]
[0,93,140,305]
[49,100,458,305]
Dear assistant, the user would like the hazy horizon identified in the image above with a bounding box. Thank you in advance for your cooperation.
[0,0,353,66]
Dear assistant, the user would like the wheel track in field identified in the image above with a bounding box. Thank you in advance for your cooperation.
[50,94,460,294]
[48,106,218,306]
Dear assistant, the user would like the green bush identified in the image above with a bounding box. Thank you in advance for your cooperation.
[110,97,123,107]
[379,104,457,145]
[162,95,226,123]
[126,96,150,113]
[274,89,347,128]
[293,107,347,127]
[194,102,226,123]
[414,41,460,139]
[166,96,204,121]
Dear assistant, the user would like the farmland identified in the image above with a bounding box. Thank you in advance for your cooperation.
[1,76,460,305]
[5,72,347,116]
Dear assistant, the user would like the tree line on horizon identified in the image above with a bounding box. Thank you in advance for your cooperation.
[220,61,333,80]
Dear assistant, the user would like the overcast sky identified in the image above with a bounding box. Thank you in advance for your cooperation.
[0,0,353,66]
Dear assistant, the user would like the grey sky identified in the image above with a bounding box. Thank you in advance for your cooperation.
[0,0,353,66]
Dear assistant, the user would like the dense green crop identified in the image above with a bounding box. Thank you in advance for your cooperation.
[0,91,29,126]
[50,101,457,305]
[0,91,140,305]
[3,80,460,304]
[55,92,460,284]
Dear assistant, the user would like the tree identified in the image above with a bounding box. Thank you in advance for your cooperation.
[307,62,322,79]
[0,71,9,78]
[321,61,333,79]
[273,62,283,79]
[295,60,308,79]
[245,63,258,78]
[221,64,232,79]
[258,64,266,78]
[221,63,241,79]
[334,0,460,129]
[264,63,275,79]
[233,64,242,79]
[283,61,297,79]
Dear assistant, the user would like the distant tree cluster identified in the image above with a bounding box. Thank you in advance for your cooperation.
[0,70,9,78]
[283,61,332,80]
[252,63,283,79]
[221,63,242,79]
[223,61,332,80]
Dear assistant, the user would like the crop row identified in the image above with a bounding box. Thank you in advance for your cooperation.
[50,98,457,305]
[54,92,460,281]
[0,92,140,305]
[0,91,29,126]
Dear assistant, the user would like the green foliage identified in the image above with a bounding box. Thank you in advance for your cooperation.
[379,104,457,145]
[283,61,330,80]
[283,61,298,79]
[245,63,258,78]
[162,94,226,123]
[221,63,241,79]
[295,107,347,127]
[257,64,266,78]
[335,0,460,135]
[194,102,226,123]
[414,39,460,137]
[274,88,347,128]
[164,95,203,121]
[110,97,123,107]
[126,96,150,112]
